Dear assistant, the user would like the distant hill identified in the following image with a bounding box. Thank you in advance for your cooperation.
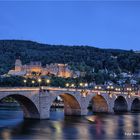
[0,40,140,75]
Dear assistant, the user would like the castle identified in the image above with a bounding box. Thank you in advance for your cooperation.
[8,59,80,78]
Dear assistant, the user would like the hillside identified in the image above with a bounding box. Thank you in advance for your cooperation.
[0,40,140,75]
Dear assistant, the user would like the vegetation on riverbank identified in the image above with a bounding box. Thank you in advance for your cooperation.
[0,40,140,85]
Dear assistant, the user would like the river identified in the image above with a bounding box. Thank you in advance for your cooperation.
[0,107,139,140]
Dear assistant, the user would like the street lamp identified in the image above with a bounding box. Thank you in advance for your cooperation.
[65,83,70,91]
[23,79,27,87]
[94,85,102,90]
[126,87,132,92]
[65,83,69,87]
[79,83,83,86]
[107,85,114,98]
[79,82,85,90]
[46,79,50,84]
[98,86,102,90]
[94,85,102,95]
[84,83,88,87]
[46,79,50,87]
[38,78,42,87]
[94,86,98,90]
[115,87,121,92]
[71,83,75,88]
[32,80,35,87]
[126,87,132,98]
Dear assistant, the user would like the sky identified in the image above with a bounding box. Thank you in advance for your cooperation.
[0,0,140,50]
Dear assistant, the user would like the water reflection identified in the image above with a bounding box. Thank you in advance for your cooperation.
[0,107,139,140]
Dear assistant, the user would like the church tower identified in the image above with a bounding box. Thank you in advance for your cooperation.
[15,59,22,71]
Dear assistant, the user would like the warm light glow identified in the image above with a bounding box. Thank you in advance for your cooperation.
[107,86,110,89]
[107,85,114,90]
[79,83,83,86]
[110,86,114,89]
[95,86,102,90]
[95,86,98,89]
[65,83,69,87]
[115,88,120,91]
[38,78,42,83]
[32,80,35,84]
[84,83,88,87]
[46,79,50,84]
[127,88,132,91]
[23,79,27,83]
[71,84,75,87]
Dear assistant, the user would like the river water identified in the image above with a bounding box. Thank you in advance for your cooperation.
[0,107,139,140]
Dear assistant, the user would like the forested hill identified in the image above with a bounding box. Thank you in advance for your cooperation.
[0,40,140,75]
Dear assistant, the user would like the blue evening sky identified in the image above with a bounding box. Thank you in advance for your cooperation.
[0,0,140,50]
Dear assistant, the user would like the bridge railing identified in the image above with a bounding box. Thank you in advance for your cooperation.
[0,87,139,97]
[0,87,40,92]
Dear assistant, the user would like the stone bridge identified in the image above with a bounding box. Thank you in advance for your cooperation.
[0,87,140,119]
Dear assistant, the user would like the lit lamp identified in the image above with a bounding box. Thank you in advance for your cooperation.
[115,87,121,92]
[71,83,75,88]
[98,86,102,90]
[79,83,83,87]
[32,80,35,87]
[94,86,98,90]
[126,87,132,98]
[126,87,132,92]
[84,83,88,87]
[94,85,102,90]
[110,85,114,90]
[38,78,42,87]
[46,79,50,84]
[107,85,114,98]
[23,79,27,87]
[46,79,50,87]
[65,83,69,87]
[79,83,85,90]
[94,85,102,95]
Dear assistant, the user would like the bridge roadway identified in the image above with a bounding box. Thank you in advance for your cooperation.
[0,87,139,119]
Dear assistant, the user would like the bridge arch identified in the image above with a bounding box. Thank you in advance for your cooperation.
[88,94,109,112]
[0,94,40,119]
[114,96,128,112]
[131,98,140,112]
[50,93,81,116]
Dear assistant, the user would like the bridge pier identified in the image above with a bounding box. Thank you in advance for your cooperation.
[107,98,115,113]
[80,96,88,115]
[127,98,132,112]
[39,92,50,119]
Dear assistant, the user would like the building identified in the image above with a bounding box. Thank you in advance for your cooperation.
[8,59,79,78]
